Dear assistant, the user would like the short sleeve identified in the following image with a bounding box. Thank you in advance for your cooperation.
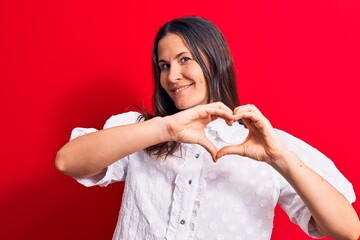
[72,111,142,187]
[276,129,355,237]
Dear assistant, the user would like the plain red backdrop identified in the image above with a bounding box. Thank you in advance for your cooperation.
[1,0,359,239]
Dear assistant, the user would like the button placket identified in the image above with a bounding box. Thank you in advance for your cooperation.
[188,153,199,186]
[166,146,204,240]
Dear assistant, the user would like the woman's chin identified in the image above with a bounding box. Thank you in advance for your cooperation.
[175,100,208,110]
[175,104,190,110]
[174,101,197,110]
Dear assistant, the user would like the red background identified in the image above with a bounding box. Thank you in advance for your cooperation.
[1,0,359,239]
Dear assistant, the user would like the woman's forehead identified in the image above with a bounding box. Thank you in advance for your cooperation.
[157,33,191,58]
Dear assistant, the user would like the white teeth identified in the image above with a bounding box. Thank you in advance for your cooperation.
[175,85,190,93]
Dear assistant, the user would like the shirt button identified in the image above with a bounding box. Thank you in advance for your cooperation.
[180,219,186,225]
[188,179,192,185]
[195,153,200,158]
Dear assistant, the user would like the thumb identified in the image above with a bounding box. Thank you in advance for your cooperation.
[199,138,218,162]
[216,144,244,160]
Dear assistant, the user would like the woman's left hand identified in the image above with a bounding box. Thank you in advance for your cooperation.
[217,105,360,239]
[216,104,288,164]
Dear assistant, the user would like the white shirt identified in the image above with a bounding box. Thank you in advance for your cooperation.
[73,111,355,240]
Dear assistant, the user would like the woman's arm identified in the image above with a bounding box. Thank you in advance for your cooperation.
[272,150,360,239]
[55,102,235,178]
[55,116,168,178]
[217,104,360,239]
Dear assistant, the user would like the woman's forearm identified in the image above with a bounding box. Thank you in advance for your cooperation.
[272,151,360,239]
[55,116,170,178]
[55,102,237,178]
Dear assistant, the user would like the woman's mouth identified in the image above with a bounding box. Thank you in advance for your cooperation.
[173,84,193,94]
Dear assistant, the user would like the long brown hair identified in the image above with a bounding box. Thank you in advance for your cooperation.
[141,16,240,157]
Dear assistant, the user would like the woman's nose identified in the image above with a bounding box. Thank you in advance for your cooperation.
[168,64,182,82]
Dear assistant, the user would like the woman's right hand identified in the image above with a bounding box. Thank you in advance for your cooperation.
[164,102,235,160]
[55,102,234,177]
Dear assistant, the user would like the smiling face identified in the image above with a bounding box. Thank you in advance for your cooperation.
[157,33,209,110]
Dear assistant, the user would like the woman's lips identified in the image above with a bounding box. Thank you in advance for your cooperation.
[172,83,193,94]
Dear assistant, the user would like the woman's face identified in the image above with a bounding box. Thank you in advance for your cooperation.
[157,33,209,110]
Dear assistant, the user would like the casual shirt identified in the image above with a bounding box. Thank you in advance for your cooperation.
[73,111,355,240]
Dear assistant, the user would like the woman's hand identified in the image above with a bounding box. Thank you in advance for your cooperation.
[217,105,360,239]
[216,104,288,164]
[164,102,235,160]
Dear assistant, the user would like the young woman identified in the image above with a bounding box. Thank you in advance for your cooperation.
[56,16,360,239]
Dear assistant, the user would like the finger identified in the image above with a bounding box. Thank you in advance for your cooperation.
[203,107,236,125]
[234,104,262,115]
[233,104,268,128]
[216,144,244,160]
[233,111,262,124]
[216,103,235,126]
[198,137,218,162]
[209,101,233,113]
[207,102,235,124]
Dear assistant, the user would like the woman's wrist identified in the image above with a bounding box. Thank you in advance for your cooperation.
[269,149,303,175]
[154,116,175,143]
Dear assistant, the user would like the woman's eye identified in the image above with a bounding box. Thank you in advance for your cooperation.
[180,57,191,63]
[160,63,170,70]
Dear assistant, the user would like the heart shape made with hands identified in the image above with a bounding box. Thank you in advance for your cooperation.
[195,104,284,164]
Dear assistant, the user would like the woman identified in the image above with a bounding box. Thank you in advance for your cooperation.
[56,16,360,239]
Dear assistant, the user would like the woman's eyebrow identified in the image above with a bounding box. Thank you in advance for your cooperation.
[158,51,190,63]
[175,51,190,59]
[157,59,166,64]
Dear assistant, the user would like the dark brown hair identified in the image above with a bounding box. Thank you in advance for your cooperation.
[141,16,240,157]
